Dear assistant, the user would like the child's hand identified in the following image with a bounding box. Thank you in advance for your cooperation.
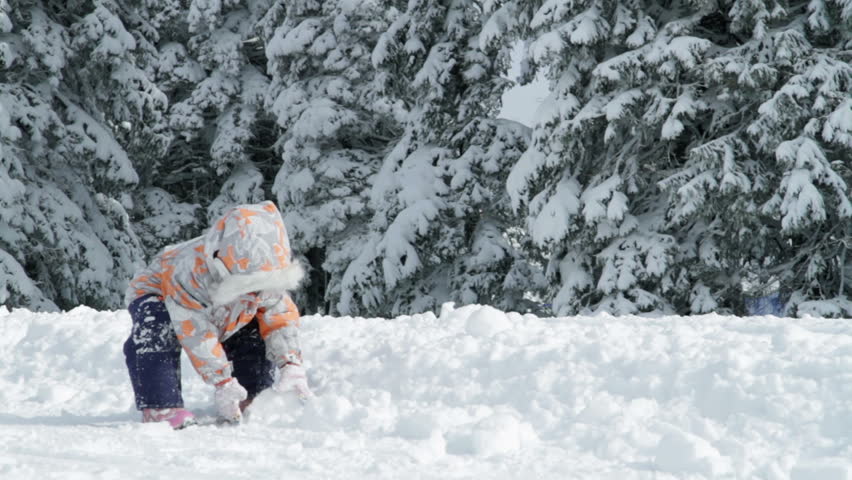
[215,378,248,422]
[274,363,314,400]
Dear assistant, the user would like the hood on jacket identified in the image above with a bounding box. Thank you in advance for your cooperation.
[205,201,304,305]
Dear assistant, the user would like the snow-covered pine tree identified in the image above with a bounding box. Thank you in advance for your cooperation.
[122,0,205,256]
[657,1,852,316]
[446,117,546,311]
[655,2,829,315]
[448,4,546,312]
[494,0,852,316]
[496,1,704,315]
[0,1,159,310]
[152,0,272,229]
[260,0,399,314]
[734,0,852,316]
[340,0,539,316]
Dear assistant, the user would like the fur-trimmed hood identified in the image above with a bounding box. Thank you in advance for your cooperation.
[210,258,304,305]
[204,201,304,305]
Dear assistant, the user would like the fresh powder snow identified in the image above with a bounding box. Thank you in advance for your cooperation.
[1,303,851,479]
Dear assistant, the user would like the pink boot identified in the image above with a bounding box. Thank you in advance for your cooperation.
[142,408,197,429]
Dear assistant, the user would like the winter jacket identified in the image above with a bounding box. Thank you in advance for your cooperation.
[126,201,305,385]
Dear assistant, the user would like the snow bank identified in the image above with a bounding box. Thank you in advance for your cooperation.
[1,304,852,478]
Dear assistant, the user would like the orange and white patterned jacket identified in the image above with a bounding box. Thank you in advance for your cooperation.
[126,201,305,386]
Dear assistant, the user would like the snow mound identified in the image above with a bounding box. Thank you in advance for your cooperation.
[464,304,512,337]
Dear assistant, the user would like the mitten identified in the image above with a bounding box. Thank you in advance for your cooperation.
[214,378,248,422]
[274,363,314,400]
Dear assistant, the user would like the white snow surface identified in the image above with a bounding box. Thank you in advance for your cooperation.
[2,303,852,479]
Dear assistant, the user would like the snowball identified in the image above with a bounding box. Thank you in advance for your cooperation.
[577,393,621,422]
[439,302,456,321]
[411,430,447,464]
[245,388,305,426]
[34,384,77,403]
[442,303,484,327]
[300,394,355,431]
[395,412,440,440]
[248,390,356,432]
[465,305,512,337]
[470,413,537,457]
[654,429,731,476]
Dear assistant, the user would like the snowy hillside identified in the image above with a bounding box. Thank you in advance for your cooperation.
[1,304,851,479]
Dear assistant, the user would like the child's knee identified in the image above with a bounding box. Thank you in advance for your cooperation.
[128,295,180,353]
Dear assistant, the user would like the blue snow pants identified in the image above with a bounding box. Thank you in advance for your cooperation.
[124,294,275,409]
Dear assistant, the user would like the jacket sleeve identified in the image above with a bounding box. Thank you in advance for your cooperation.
[256,294,303,367]
[163,297,233,385]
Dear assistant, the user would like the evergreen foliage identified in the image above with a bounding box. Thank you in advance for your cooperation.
[0,0,148,310]
[261,0,398,314]
[157,0,272,222]
[492,0,852,316]
[339,0,540,316]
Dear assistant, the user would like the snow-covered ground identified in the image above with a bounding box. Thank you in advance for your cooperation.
[1,304,852,479]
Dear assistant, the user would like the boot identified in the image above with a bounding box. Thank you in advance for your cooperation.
[142,408,197,429]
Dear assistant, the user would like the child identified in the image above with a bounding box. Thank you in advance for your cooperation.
[123,201,312,428]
